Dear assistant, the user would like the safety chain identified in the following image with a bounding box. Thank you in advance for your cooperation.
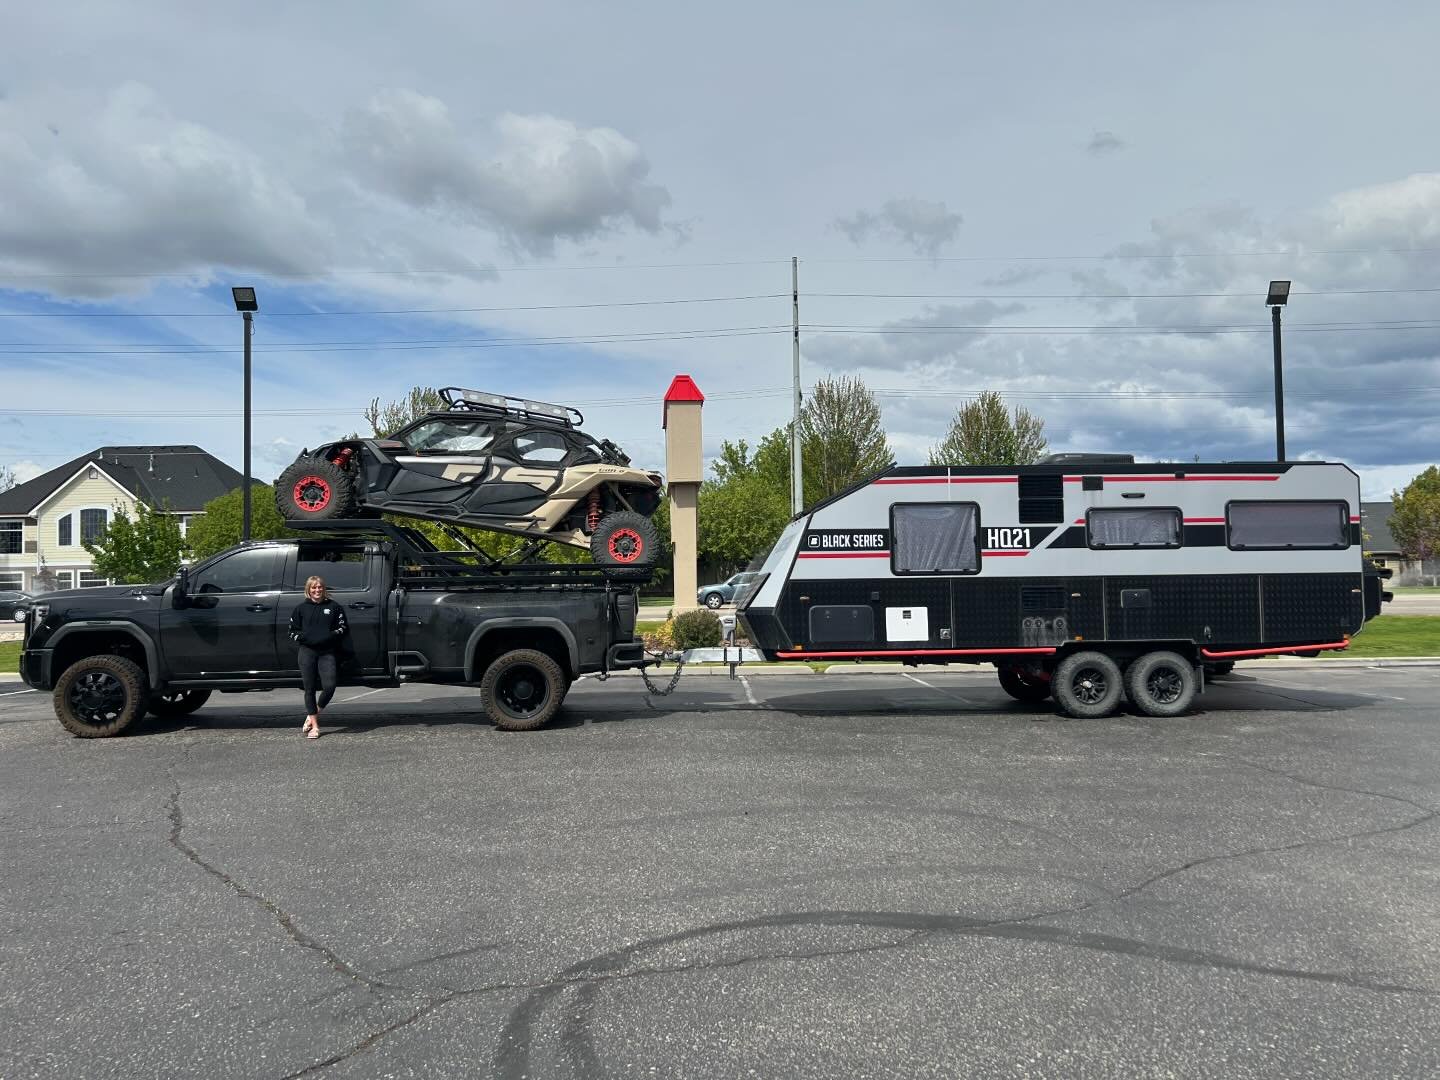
[639,655,687,696]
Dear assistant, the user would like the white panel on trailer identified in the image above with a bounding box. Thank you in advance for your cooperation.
[885,606,930,641]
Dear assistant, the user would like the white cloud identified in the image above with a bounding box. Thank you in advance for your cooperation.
[833,198,962,257]
[340,91,672,257]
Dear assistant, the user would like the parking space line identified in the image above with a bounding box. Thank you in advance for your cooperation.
[739,675,761,708]
[0,688,37,697]
[901,672,981,706]
[342,688,389,703]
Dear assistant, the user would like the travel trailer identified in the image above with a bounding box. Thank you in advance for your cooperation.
[738,457,1389,718]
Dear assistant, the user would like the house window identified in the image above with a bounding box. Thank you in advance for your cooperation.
[79,571,110,588]
[1088,508,1182,549]
[1227,501,1349,550]
[53,571,74,591]
[81,508,108,545]
[0,571,23,589]
[0,521,21,554]
[892,503,980,574]
[58,514,73,546]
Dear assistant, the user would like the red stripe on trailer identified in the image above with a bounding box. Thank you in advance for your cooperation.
[776,647,1059,659]
[873,476,1018,485]
[796,551,890,559]
[1200,641,1350,659]
[1064,475,1279,483]
[1184,517,1225,523]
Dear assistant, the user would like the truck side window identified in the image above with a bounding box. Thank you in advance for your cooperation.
[190,549,281,594]
[293,549,368,591]
[892,503,979,573]
[1227,501,1348,549]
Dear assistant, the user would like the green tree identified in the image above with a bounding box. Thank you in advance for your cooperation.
[928,390,1047,465]
[798,375,894,502]
[364,386,445,436]
[84,501,189,584]
[187,484,304,560]
[1390,466,1440,560]
[698,471,792,571]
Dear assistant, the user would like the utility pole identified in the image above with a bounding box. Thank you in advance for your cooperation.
[242,310,253,541]
[790,256,803,516]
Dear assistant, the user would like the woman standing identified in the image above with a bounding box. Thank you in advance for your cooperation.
[289,575,348,739]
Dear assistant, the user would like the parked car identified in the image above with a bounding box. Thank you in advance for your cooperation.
[697,573,761,610]
[0,590,31,623]
[275,386,664,571]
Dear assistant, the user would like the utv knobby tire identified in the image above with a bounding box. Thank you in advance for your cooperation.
[54,654,149,738]
[998,666,1051,702]
[147,688,212,719]
[1052,651,1124,719]
[276,460,358,521]
[480,648,567,732]
[591,511,659,569]
[1127,651,1198,718]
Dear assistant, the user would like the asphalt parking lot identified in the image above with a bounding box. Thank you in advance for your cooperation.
[2,664,1438,1079]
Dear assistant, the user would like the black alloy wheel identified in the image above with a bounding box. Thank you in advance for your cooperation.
[147,688,213,719]
[53,654,149,737]
[1052,651,1124,719]
[480,648,567,732]
[1126,651,1198,718]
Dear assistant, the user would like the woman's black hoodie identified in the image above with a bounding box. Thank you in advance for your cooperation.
[289,597,348,651]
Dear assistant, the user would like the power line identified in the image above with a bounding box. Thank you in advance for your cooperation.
[804,246,1440,264]
[0,259,793,280]
[810,286,1440,300]
[804,321,1440,336]
[0,293,789,318]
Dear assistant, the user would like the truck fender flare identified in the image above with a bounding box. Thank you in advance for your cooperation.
[45,622,163,690]
[463,619,579,681]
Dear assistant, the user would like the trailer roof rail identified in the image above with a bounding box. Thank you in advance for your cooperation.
[437,386,583,428]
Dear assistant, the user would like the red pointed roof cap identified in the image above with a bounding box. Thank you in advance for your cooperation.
[662,375,704,428]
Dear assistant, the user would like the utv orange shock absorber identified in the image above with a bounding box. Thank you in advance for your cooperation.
[586,489,603,532]
[330,447,355,469]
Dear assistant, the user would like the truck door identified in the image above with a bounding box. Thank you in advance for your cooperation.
[161,547,285,676]
[279,541,388,676]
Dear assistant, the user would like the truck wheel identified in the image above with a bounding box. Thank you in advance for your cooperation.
[276,460,358,521]
[1052,651,1123,719]
[1127,651,1197,717]
[53,655,149,738]
[480,648,566,732]
[147,689,212,719]
[591,511,659,569]
[998,666,1050,702]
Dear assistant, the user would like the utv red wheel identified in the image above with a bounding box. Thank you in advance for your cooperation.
[607,528,644,564]
[292,476,332,512]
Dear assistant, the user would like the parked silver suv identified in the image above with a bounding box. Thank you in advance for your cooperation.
[697,573,761,610]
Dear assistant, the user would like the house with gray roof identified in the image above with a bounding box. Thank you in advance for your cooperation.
[0,446,245,593]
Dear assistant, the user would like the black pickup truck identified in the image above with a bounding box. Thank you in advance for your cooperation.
[18,521,647,737]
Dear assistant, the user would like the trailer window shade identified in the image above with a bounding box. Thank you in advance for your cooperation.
[892,504,978,573]
[1088,508,1181,548]
[1228,501,1348,549]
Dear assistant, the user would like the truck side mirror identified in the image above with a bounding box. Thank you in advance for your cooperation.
[173,567,189,609]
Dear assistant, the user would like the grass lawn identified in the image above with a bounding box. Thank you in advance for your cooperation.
[0,639,20,673]
[1339,615,1440,657]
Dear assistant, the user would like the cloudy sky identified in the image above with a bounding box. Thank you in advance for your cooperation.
[2,0,1438,499]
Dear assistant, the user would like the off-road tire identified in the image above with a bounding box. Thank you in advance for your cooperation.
[1203,660,1235,679]
[591,510,659,569]
[1127,651,1198,717]
[53,654,149,738]
[276,459,358,522]
[147,688,212,719]
[480,648,567,732]
[703,592,725,610]
[998,666,1051,702]
[1052,651,1124,719]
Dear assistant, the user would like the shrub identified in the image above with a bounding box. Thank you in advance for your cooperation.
[642,619,677,654]
[672,608,723,649]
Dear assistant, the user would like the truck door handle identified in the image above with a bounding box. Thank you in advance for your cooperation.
[350,601,375,610]
[246,604,270,613]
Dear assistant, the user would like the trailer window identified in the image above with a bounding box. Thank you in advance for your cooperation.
[892,503,979,573]
[1227,501,1349,549]
[1088,508,1181,548]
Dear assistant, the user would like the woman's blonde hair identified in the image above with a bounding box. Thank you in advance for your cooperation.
[304,575,327,597]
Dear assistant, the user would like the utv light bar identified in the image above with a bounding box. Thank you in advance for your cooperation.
[439,386,584,427]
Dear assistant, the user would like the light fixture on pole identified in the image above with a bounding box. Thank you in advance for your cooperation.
[1266,280,1290,461]
[231,287,259,541]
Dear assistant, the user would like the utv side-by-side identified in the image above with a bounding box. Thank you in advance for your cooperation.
[275,387,664,568]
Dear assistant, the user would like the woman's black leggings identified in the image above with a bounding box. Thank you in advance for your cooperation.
[298,646,338,715]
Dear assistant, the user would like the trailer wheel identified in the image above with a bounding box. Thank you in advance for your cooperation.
[997,666,1050,702]
[1052,651,1123,719]
[1126,651,1198,717]
[53,654,149,738]
[480,648,566,732]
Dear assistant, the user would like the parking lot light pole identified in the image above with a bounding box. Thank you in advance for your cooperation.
[1266,280,1290,461]
[232,287,259,540]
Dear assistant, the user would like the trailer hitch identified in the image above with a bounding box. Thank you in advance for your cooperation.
[639,654,687,696]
